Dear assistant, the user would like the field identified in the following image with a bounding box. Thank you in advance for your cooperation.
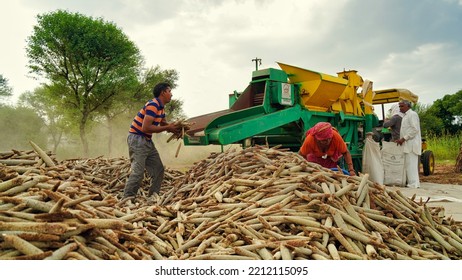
[425,132,461,162]
[422,133,462,185]
[420,161,462,185]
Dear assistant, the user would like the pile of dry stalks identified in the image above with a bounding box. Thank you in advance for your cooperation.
[1,142,462,260]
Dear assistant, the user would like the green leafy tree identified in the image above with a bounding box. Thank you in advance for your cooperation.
[26,10,142,156]
[166,98,187,122]
[0,74,13,103]
[93,66,182,156]
[447,90,462,127]
[93,75,138,156]
[428,91,462,135]
[129,66,185,120]
[415,103,445,137]
[18,87,74,153]
[0,105,47,150]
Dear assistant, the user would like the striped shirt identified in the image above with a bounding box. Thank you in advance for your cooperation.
[129,98,165,141]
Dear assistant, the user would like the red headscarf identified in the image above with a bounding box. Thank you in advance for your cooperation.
[307,122,333,140]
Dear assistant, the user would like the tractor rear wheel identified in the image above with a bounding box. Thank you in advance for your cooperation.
[421,150,435,176]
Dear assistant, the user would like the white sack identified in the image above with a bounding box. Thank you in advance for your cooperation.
[381,141,406,187]
[362,135,384,184]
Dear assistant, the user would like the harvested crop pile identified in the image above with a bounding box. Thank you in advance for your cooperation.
[1,144,462,260]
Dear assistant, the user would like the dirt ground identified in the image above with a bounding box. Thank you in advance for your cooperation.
[392,161,462,222]
[419,161,462,185]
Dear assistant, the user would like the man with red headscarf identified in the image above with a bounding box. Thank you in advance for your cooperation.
[299,122,356,175]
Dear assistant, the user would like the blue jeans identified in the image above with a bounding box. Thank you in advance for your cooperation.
[123,133,164,197]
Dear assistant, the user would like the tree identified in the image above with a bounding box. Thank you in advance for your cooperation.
[415,103,445,136]
[130,67,178,107]
[447,90,462,127]
[0,74,12,103]
[416,90,462,136]
[129,66,185,120]
[429,91,462,135]
[166,98,187,122]
[93,66,181,156]
[26,10,142,156]
[18,87,74,153]
[93,74,138,157]
[0,105,47,150]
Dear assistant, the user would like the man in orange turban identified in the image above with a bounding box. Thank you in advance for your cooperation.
[299,122,356,175]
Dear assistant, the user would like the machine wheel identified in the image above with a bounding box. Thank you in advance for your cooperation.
[421,150,435,176]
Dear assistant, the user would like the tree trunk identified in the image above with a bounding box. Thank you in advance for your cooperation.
[456,141,462,173]
[51,131,62,154]
[107,117,113,157]
[80,119,89,157]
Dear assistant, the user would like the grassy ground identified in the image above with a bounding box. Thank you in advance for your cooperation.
[425,132,461,162]
[420,133,461,184]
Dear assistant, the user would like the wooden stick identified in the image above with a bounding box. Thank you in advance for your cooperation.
[29,141,55,167]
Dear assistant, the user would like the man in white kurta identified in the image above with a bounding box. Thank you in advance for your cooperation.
[394,100,422,188]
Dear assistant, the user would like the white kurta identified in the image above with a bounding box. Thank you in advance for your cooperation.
[400,109,422,188]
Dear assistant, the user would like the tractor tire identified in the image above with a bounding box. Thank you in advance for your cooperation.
[421,150,435,176]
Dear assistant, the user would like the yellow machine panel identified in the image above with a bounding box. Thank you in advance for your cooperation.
[372,88,419,105]
[277,62,372,116]
[277,62,347,112]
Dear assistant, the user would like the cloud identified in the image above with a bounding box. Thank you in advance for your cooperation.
[374,42,462,104]
[135,0,353,116]
[2,0,462,118]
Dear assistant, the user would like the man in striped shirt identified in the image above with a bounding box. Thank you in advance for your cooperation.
[123,82,180,199]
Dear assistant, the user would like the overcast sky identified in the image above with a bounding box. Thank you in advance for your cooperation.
[1,0,461,118]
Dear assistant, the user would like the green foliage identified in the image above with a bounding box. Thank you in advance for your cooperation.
[129,66,180,110]
[166,98,187,122]
[26,10,143,155]
[416,103,445,137]
[21,10,187,157]
[0,105,48,150]
[420,113,445,137]
[139,67,184,121]
[96,66,181,156]
[416,90,462,136]
[449,90,462,117]
[428,90,462,135]
[0,74,13,103]
[18,87,76,153]
[27,10,142,84]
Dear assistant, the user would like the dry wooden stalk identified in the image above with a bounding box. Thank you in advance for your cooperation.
[1,145,462,260]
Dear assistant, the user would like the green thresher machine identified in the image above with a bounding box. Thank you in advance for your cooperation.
[183,62,434,175]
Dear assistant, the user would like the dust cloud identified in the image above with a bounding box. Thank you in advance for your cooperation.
[0,111,240,169]
[56,127,239,170]
[152,133,240,170]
